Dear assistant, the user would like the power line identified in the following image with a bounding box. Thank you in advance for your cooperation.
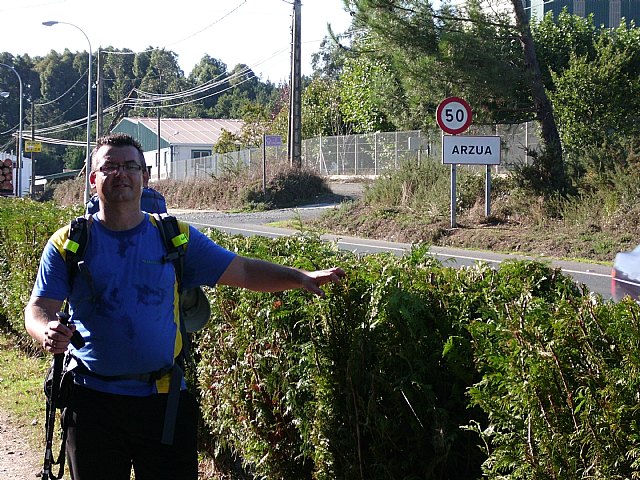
[29,66,260,142]
[34,68,88,107]
[96,0,248,61]
[164,0,248,48]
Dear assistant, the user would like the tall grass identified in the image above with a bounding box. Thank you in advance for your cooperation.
[50,164,333,211]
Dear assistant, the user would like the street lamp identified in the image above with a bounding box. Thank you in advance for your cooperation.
[0,63,23,198]
[42,20,92,203]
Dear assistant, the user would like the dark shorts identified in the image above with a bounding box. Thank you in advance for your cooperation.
[64,385,199,480]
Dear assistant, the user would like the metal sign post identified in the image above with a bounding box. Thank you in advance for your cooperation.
[437,97,472,228]
[263,135,282,195]
[436,98,501,227]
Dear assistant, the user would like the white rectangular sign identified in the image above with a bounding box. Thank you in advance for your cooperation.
[442,135,501,165]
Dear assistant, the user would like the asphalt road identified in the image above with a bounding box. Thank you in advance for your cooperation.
[170,200,615,301]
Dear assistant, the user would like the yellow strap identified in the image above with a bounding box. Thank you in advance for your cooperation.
[63,238,80,254]
[171,233,188,248]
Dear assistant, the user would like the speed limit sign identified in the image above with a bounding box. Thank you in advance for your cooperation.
[436,97,472,135]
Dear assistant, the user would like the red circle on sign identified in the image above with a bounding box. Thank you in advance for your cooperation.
[436,97,472,135]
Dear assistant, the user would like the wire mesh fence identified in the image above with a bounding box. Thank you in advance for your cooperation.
[169,122,539,180]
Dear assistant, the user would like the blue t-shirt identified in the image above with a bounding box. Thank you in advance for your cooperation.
[31,214,236,396]
[86,187,168,214]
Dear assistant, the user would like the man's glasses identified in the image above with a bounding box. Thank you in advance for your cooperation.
[98,162,143,175]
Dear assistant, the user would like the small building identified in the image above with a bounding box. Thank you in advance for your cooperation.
[113,117,244,180]
[525,0,640,27]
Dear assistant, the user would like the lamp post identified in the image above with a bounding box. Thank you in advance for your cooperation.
[42,20,92,203]
[0,63,23,198]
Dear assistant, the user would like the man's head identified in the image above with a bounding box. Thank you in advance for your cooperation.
[90,133,145,171]
[89,133,146,207]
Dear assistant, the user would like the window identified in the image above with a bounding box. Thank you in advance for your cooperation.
[191,150,211,159]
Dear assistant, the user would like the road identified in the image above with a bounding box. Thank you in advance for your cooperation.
[170,203,615,301]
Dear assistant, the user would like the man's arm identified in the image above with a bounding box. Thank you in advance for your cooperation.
[218,256,345,297]
[25,296,75,354]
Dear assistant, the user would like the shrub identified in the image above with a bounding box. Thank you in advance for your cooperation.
[7,198,640,480]
[198,233,487,479]
[0,198,81,349]
[467,263,640,478]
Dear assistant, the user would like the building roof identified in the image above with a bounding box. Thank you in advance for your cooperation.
[114,118,245,150]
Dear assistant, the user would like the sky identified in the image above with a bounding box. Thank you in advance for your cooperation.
[0,0,353,83]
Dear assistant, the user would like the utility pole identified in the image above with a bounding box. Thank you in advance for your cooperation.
[157,68,162,181]
[30,101,35,196]
[96,48,103,139]
[288,0,302,168]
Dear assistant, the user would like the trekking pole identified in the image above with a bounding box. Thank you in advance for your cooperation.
[41,311,69,480]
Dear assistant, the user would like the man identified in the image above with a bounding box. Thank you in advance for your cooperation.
[85,164,167,214]
[24,133,345,480]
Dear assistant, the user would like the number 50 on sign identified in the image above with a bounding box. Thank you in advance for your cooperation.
[436,97,472,135]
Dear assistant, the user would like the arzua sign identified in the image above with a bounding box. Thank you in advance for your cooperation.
[442,135,501,165]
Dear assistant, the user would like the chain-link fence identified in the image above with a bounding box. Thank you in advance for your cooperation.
[169,122,539,180]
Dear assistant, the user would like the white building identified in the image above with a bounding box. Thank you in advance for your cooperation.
[112,118,245,180]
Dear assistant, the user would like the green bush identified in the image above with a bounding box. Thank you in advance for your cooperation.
[0,198,81,348]
[467,264,640,478]
[364,160,491,219]
[197,234,486,479]
[7,198,640,480]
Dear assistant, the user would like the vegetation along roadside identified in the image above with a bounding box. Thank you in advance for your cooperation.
[3,197,640,478]
[52,158,640,265]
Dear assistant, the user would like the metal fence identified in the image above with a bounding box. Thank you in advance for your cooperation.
[169,122,539,180]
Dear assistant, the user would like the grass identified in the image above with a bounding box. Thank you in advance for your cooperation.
[0,334,49,424]
[0,331,226,479]
[0,333,48,442]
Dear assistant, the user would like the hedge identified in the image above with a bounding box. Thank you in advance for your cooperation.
[1,197,637,479]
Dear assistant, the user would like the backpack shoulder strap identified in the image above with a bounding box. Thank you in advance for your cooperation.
[151,213,188,293]
[63,215,93,286]
[151,213,194,445]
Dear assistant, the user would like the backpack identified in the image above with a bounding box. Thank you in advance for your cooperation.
[64,213,186,292]
[60,212,199,444]
[85,187,168,215]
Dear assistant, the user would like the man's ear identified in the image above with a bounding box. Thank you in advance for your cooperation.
[89,170,97,189]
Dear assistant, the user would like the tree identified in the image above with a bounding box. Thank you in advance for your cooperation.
[532,10,598,89]
[213,129,242,154]
[238,102,270,148]
[339,54,397,133]
[187,55,229,114]
[301,77,346,137]
[344,0,567,190]
[549,22,640,173]
[99,47,138,132]
[37,50,87,126]
[341,1,532,127]
[131,48,190,118]
[36,50,93,169]
[510,0,565,189]
[0,54,37,150]
[311,33,351,80]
